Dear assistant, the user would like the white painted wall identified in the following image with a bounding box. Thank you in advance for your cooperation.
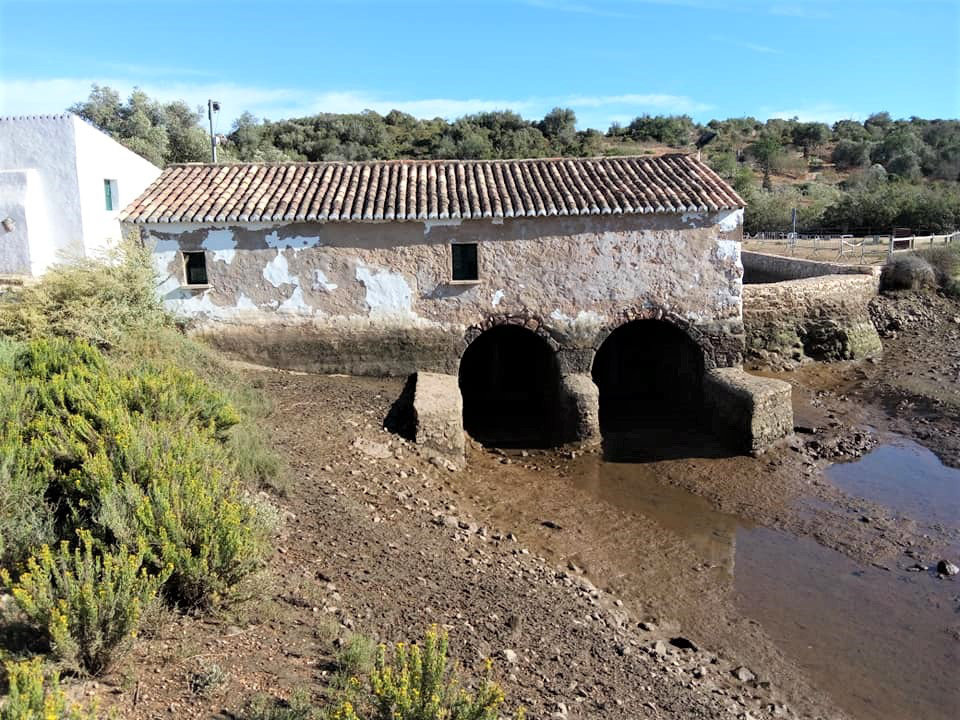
[0,114,161,275]
[0,115,81,274]
[72,116,161,260]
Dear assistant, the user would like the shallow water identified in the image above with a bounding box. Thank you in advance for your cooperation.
[735,528,960,720]
[827,438,960,531]
[561,446,960,720]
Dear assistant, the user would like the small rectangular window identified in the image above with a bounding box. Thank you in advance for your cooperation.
[183,251,209,286]
[451,243,479,281]
[103,179,118,211]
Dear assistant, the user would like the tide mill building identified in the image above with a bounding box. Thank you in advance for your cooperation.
[121,155,794,459]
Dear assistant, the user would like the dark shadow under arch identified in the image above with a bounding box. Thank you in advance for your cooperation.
[458,325,563,448]
[592,320,727,460]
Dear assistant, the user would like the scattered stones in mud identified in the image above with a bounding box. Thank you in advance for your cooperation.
[800,430,877,461]
[936,560,959,577]
[869,292,941,337]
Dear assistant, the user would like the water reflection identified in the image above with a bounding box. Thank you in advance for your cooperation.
[568,456,742,580]
[827,438,960,530]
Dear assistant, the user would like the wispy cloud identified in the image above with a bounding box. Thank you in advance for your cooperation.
[709,34,783,55]
[564,93,712,113]
[741,42,781,55]
[0,76,713,130]
[97,62,214,79]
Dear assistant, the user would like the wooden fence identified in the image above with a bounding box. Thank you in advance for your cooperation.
[744,231,960,264]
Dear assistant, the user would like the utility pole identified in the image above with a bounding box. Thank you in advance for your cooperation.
[207,99,220,163]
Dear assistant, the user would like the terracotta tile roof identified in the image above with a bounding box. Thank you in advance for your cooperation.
[121,154,744,224]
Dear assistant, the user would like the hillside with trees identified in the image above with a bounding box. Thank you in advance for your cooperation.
[69,86,960,235]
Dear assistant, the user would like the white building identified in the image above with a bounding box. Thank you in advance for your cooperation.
[0,113,161,276]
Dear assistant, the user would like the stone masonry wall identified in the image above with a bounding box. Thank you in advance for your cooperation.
[140,210,745,375]
[742,250,881,284]
[743,274,882,369]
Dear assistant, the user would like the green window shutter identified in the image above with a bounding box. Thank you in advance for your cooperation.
[104,179,113,211]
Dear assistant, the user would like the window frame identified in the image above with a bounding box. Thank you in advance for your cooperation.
[103,179,118,211]
[450,241,481,284]
[181,250,210,288]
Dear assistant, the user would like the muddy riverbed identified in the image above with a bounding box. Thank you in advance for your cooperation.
[460,441,959,720]
[84,290,959,719]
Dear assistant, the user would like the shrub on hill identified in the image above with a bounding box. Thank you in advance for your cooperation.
[914,243,960,285]
[331,626,524,720]
[2,530,169,674]
[0,657,96,720]
[881,254,936,292]
[0,241,169,349]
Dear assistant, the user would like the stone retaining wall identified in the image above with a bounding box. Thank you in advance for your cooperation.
[742,250,881,284]
[743,274,882,368]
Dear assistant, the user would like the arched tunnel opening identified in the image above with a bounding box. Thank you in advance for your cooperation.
[592,320,715,458]
[458,325,563,448]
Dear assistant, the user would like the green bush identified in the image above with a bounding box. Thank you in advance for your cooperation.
[0,380,54,570]
[97,427,272,608]
[243,690,322,720]
[336,634,377,678]
[0,337,273,614]
[1,530,169,675]
[0,240,170,349]
[881,255,937,292]
[331,626,522,720]
[914,243,960,286]
[0,657,96,720]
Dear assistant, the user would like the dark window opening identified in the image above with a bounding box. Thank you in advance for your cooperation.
[458,325,561,448]
[591,320,719,460]
[452,243,479,281]
[183,251,209,286]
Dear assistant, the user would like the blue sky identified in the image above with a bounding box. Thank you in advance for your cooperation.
[1,0,957,130]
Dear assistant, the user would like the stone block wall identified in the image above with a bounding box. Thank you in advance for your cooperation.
[743,274,882,369]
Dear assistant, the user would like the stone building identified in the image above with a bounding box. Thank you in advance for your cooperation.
[0,113,161,276]
[122,155,792,455]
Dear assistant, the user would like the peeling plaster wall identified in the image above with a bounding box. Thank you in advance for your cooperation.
[139,211,744,374]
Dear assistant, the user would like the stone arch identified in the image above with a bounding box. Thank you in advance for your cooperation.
[591,305,743,370]
[458,322,563,447]
[590,317,707,437]
[464,313,561,353]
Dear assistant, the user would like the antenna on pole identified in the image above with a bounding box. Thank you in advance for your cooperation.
[208,99,220,163]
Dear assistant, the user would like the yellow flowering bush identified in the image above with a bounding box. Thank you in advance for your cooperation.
[332,626,523,720]
[0,657,96,720]
[0,529,169,675]
[100,427,271,608]
[0,337,271,610]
